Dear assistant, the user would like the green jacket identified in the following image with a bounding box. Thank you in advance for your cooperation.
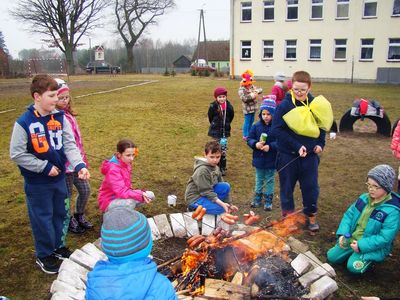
[185,157,225,205]
[336,192,400,262]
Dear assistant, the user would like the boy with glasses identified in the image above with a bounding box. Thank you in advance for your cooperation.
[327,164,400,274]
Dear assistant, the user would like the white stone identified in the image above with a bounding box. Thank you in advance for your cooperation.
[169,213,187,238]
[50,280,86,299]
[69,249,99,270]
[291,253,312,276]
[59,259,89,277]
[304,250,323,268]
[153,214,174,238]
[93,238,102,249]
[183,212,200,237]
[287,236,309,254]
[147,217,162,240]
[299,263,336,288]
[305,275,338,299]
[57,270,86,290]
[201,214,215,236]
[217,215,234,232]
[81,243,107,262]
[51,292,75,300]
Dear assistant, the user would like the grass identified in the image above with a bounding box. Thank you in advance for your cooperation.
[0,74,399,299]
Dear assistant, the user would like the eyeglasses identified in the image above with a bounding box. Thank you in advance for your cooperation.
[292,88,308,94]
[365,182,382,191]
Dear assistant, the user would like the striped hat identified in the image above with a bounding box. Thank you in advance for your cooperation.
[367,164,395,193]
[101,200,152,262]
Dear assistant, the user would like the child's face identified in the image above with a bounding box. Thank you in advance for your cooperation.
[261,110,272,124]
[56,91,70,110]
[34,90,58,113]
[216,95,227,104]
[118,147,137,165]
[204,151,221,167]
[366,178,388,200]
[292,81,310,101]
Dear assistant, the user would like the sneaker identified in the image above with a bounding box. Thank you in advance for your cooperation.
[68,216,86,234]
[53,246,72,260]
[36,255,61,274]
[264,203,272,211]
[307,215,320,232]
[75,213,94,230]
[250,202,261,208]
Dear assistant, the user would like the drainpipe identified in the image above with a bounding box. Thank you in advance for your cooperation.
[230,0,235,80]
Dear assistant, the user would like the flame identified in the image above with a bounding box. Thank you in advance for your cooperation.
[181,249,207,276]
[271,213,307,236]
[191,285,205,296]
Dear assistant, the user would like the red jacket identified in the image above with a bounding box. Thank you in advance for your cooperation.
[271,83,285,105]
[391,121,400,159]
[98,155,144,212]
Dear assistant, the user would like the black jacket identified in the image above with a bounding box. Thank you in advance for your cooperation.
[207,100,234,139]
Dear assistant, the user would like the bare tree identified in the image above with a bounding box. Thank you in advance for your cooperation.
[115,0,175,72]
[11,0,108,74]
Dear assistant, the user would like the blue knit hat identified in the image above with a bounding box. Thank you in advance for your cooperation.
[101,200,152,262]
[367,164,395,193]
[260,96,277,116]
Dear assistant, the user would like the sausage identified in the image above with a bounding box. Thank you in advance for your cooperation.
[192,205,203,219]
[189,236,206,248]
[212,227,223,236]
[221,215,236,225]
[244,215,261,225]
[187,234,203,245]
[195,208,207,221]
[224,213,239,221]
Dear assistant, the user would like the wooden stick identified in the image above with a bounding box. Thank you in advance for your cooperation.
[176,289,191,296]
[157,254,181,270]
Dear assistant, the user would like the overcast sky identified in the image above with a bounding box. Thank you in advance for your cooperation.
[0,0,230,58]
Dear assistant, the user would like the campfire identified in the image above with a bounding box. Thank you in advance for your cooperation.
[160,212,313,299]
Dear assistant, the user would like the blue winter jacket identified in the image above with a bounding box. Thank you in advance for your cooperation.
[86,257,177,300]
[336,192,400,262]
[271,93,326,155]
[247,114,277,169]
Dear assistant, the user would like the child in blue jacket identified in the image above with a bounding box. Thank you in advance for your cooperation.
[247,97,277,211]
[327,165,400,274]
[86,200,177,300]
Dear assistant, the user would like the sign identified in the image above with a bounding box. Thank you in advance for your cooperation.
[95,46,104,61]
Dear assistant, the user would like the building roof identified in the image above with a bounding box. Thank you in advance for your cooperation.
[192,40,229,62]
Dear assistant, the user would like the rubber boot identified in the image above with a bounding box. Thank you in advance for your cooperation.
[264,194,273,211]
[250,193,263,208]
[219,155,227,176]
[75,213,94,230]
[68,215,86,234]
[307,214,320,232]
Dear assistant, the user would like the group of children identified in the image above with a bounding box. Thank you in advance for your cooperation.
[8,71,400,300]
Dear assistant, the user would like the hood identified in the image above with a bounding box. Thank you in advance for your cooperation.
[193,156,217,172]
[100,155,127,175]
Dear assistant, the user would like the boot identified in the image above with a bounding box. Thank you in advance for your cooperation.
[264,194,273,211]
[307,214,320,232]
[68,215,86,234]
[219,155,227,176]
[250,193,263,208]
[75,213,94,230]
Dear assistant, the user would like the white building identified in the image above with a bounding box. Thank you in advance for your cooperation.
[229,0,400,83]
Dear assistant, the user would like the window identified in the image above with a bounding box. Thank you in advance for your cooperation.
[388,38,400,60]
[311,0,323,19]
[262,40,274,59]
[241,2,252,22]
[263,1,275,21]
[241,41,252,59]
[363,0,377,18]
[393,0,400,16]
[334,39,347,60]
[285,40,297,60]
[360,39,374,60]
[211,62,216,68]
[287,0,298,20]
[336,0,349,19]
[309,39,322,60]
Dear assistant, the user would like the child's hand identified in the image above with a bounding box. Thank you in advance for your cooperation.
[78,168,90,180]
[350,240,360,253]
[313,145,323,154]
[256,142,265,149]
[142,194,153,204]
[298,146,307,157]
[48,166,60,177]
[228,204,239,213]
[261,145,270,152]
[338,236,346,249]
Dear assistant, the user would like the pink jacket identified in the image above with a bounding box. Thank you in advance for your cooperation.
[391,121,400,159]
[98,155,144,212]
[271,83,285,105]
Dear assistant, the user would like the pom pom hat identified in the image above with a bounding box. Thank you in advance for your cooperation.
[367,164,395,193]
[260,96,277,116]
[240,69,255,86]
[274,71,286,81]
[55,78,69,96]
[214,87,228,99]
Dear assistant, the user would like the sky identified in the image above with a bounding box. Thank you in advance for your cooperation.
[0,0,230,58]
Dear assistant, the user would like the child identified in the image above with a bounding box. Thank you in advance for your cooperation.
[98,139,154,212]
[271,71,327,232]
[327,165,400,274]
[86,200,177,300]
[247,97,277,211]
[238,70,262,140]
[185,141,238,215]
[55,79,92,234]
[271,71,287,105]
[390,119,400,192]
[10,74,90,274]
[208,87,235,176]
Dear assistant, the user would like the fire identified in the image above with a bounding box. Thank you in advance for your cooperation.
[181,249,207,276]
[270,213,307,237]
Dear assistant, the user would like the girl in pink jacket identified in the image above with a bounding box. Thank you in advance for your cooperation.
[390,119,400,191]
[98,139,154,212]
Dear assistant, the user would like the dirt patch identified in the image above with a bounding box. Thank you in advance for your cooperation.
[152,236,187,263]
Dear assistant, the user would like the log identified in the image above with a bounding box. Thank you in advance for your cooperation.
[203,278,250,300]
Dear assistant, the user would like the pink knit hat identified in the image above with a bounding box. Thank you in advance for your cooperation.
[55,78,69,96]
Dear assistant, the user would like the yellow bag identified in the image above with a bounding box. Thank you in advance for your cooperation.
[282,93,333,138]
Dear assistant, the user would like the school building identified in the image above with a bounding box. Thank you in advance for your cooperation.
[229,0,400,83]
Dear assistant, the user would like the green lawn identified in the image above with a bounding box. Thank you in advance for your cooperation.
[0,74,399,299]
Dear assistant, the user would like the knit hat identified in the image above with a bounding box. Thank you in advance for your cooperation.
[367,164,395,193]
[240,70,255,86]
[260,95,277,116]
[274,71,286,81]
[214,87,228,99]
[101,200,153,262]
[55,78,69,96]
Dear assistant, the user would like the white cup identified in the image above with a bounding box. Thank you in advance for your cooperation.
[167,195,177,207]
[329,132,337,140]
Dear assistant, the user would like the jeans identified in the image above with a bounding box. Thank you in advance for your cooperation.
[188,182,231,215]
[255,168,275,195]
[242,113,255,138]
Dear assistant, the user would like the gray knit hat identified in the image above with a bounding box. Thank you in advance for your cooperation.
[101,200,152,262]
[367,164,395,193]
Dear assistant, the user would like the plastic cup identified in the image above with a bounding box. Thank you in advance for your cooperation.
[167,195,177,207]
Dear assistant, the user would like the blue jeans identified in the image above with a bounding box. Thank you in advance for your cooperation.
[188,182,230,215]
[255,168,275,195]
[242,113,255,138]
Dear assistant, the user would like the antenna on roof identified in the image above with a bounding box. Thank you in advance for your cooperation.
[196,9,208,66]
